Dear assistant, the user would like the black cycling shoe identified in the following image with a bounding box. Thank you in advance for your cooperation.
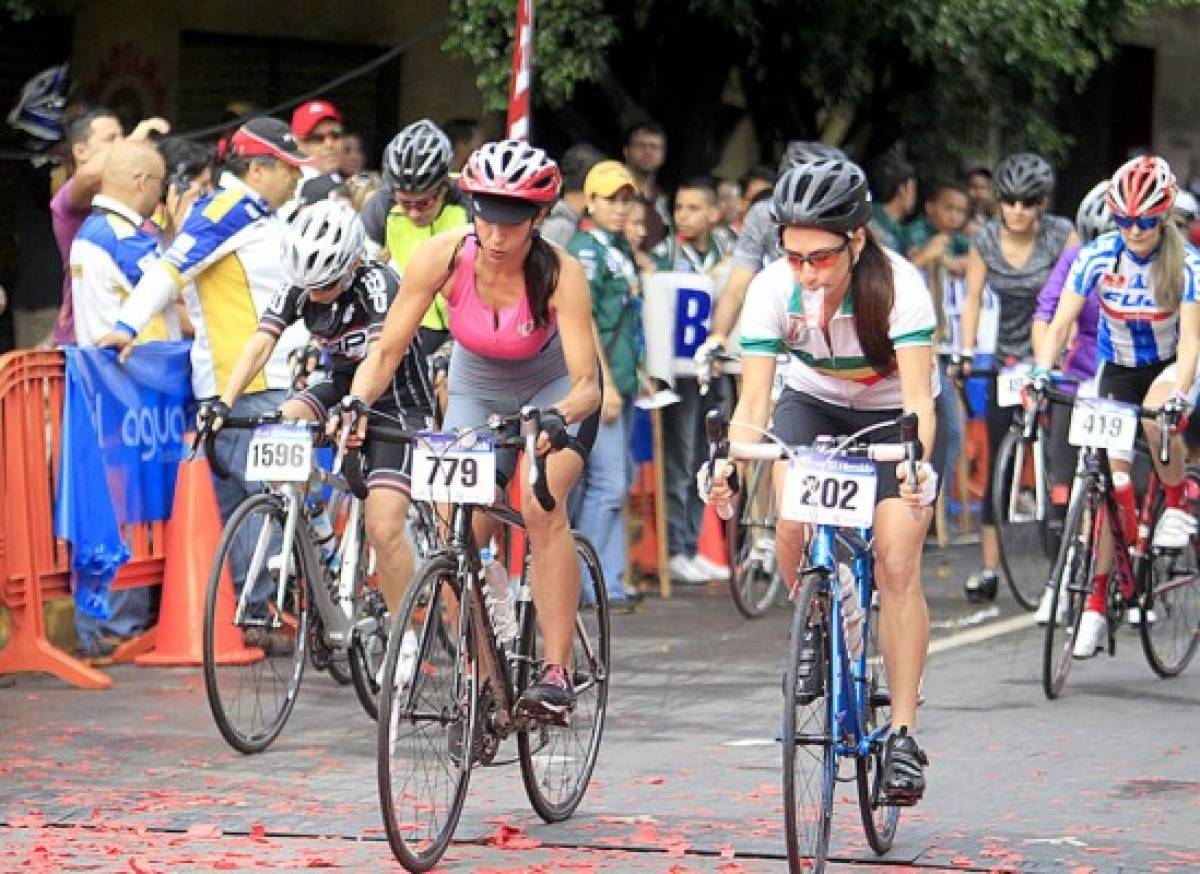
[516,664,575,726]
[783,623,825,704]
[881,726,928,806]
[964,569,999,604]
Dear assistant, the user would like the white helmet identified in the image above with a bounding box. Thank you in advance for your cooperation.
[1172,189,1198,224]
[1075,181,1114,244]
[281,200,365,289]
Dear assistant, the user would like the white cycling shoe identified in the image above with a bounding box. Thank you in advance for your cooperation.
[1072,610,1107,659]
[1153,508,1197,551]
[1035,586,1067,626]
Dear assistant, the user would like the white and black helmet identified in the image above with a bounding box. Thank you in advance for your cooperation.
[770,158,873,234]
[281,200,365,289]
[382,119,452,193]
[994,152,1055,201]
[778,140,846,176]
[1075,181,1114,244]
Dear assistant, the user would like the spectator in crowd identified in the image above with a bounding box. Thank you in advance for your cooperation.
[717,178,741,227]
[624,197,655,273]
[442,117,484,172]
[98,119,311,605]
[49,106,170,345]
[567,160,645,609]
[291,99,344,178]
[965,163,996,235]
[867,153,917,253]
[68,139,178,661]
[652,176,735,584]
[541,142,604,247]
[298,174,351,209]
[739,164,777,216]
[623,120,670,245]
[340,131,366,177]
[157,136,216,243]
[344,171,384,214]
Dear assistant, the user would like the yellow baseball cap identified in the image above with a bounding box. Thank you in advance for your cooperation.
[585,160,637,198]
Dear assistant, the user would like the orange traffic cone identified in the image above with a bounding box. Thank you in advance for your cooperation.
[136,455,261,666]
[697,504,730,571]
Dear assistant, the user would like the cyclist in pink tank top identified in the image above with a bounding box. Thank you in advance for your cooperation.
[340,140,601,722]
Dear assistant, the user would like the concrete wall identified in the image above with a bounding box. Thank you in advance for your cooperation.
[1127,8,1200,181]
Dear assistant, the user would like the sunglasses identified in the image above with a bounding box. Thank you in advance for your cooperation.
[394,191,441,212]
[304,130,344,144]
[1112,214,1162,231]
[783,238,851,270]
[1000,196,1042,209]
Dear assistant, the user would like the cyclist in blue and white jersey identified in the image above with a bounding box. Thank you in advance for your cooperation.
[1034,155,1200,658]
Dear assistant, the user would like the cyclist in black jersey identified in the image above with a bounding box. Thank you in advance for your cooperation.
[198,200,434,617]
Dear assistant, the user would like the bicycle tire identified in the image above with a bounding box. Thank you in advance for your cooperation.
[782,572,834,874]
[993,428,1052,611]
[1043,486,1094,700]
[727,459,785,618]
[348,572,388,722]
[1140,468,1200,677]
[518,533,611,822]
[856,594,900,854]
[378,554,474,872]
[203,492,310,754]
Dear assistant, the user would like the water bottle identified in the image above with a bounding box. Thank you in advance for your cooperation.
[838,563,864,662]
[309,499,337,566]
[480,547,518,645]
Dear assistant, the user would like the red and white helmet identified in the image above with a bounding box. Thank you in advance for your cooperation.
[1107,156,1176,219]
[459,139,561,204]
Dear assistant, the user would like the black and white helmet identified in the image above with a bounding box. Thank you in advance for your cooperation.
[778,140,846,175]
[770,159,873,234]
[382,119,452,193]
[1075,181,1114,244]
[994,152,1055,201]
[281,200,365,289]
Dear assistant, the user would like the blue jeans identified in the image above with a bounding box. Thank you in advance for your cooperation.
[663,377,718,558]
[210,390,288,611]
[74,587,154,652]
[933,364,964,489]
[570,400,634,603]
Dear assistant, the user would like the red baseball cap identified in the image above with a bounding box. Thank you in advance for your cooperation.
[226,117,313,167]
[291,100,343,139]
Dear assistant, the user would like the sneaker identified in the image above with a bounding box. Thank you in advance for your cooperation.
[784,622,825,703]
[668,554,709,585]
[1153,508,1197,551]
[1072,610,1107,659]
[881,726,928,806]
[378,630,418,690]
[691,553,731,581]
[964,569,999,603]
[1035,586,1067,626]
[516,663,575,726]
[1126,606,1156,626]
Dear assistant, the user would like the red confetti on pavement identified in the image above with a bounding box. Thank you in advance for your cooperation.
[486,824,543,850]
[185,824,223,839]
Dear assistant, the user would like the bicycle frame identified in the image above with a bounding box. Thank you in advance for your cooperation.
[1007,406,1050,524]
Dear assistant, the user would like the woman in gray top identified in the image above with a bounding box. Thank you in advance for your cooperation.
[957,153,1079,603]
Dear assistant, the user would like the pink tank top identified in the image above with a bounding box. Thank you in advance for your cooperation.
[445,235,558,360]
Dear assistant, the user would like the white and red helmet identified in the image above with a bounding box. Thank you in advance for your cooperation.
[1107,156,1176,219]
[459,139,562,204]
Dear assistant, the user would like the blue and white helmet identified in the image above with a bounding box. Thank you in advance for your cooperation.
[6,64,69,143]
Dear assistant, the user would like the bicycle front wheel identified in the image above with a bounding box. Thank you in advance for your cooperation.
[856,598,900,854]
[203,492,310,754]
[1043,486,1094,700]
[727,459,785,618]
[518,533,611,822]
[1140,469,1200,677]
[378,555,474,872]
[993,428,1051,610]
[782,572,834,873]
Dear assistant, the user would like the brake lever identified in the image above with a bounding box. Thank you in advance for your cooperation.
[520,406,556,512]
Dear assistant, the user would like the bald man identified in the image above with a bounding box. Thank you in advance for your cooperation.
[70,140,179,348]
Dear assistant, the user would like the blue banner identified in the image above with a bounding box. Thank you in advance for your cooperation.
[54,342,194,618]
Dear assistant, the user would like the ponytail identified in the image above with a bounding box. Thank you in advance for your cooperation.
[524,231,560,328]
[849,232,897,375]
[1152,221,1186,312]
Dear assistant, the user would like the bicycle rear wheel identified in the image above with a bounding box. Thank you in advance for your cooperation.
[203,493,310,754]
[856,596,899,854]
[1043,486,1095,700]
[727,460,785,618]
[993,428,1051,610]
[782,572,834,873]
[518,533,611,822]
[378,555,474,871]
[1140,469,1200,677]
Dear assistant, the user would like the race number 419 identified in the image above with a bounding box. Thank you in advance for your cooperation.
[781,448,877,528]
[1068,398,1137,452]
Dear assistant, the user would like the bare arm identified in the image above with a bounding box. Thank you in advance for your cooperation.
[547,252,601,424]
[896,345,937,461]
[709,264,756,341]
[1172,301,1200,397]
[1034,291,1087,371]
[959,247,987,358]
[728,354,777,442]
[65,149,109,211]
[219,331,278,407]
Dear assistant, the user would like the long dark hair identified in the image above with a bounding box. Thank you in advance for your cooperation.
[525,230,560,328]
[850,232,897,375]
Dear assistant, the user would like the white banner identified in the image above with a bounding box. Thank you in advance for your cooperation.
[642,271,744,385]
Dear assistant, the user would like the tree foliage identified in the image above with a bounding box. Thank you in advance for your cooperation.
[445,0,1200,175]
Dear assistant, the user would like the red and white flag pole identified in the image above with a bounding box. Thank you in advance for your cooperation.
[506,0,533,140]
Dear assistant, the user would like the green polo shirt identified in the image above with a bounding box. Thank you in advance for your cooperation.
[567,226,642,397]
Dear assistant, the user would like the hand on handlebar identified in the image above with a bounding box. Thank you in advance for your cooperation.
[288,342,323,391]
[536,408,571,456]
[1162,390,1192,433]
[696,458,738,517]
[326,395,370,447]
[896,461,938,508]
[1021,367,1050,411]
[947,351,972,385]
[196,399,231,435]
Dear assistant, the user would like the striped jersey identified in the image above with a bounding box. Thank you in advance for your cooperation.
[118,172,307,398]
[1066,230,1200,367]
[740,250,939,410]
